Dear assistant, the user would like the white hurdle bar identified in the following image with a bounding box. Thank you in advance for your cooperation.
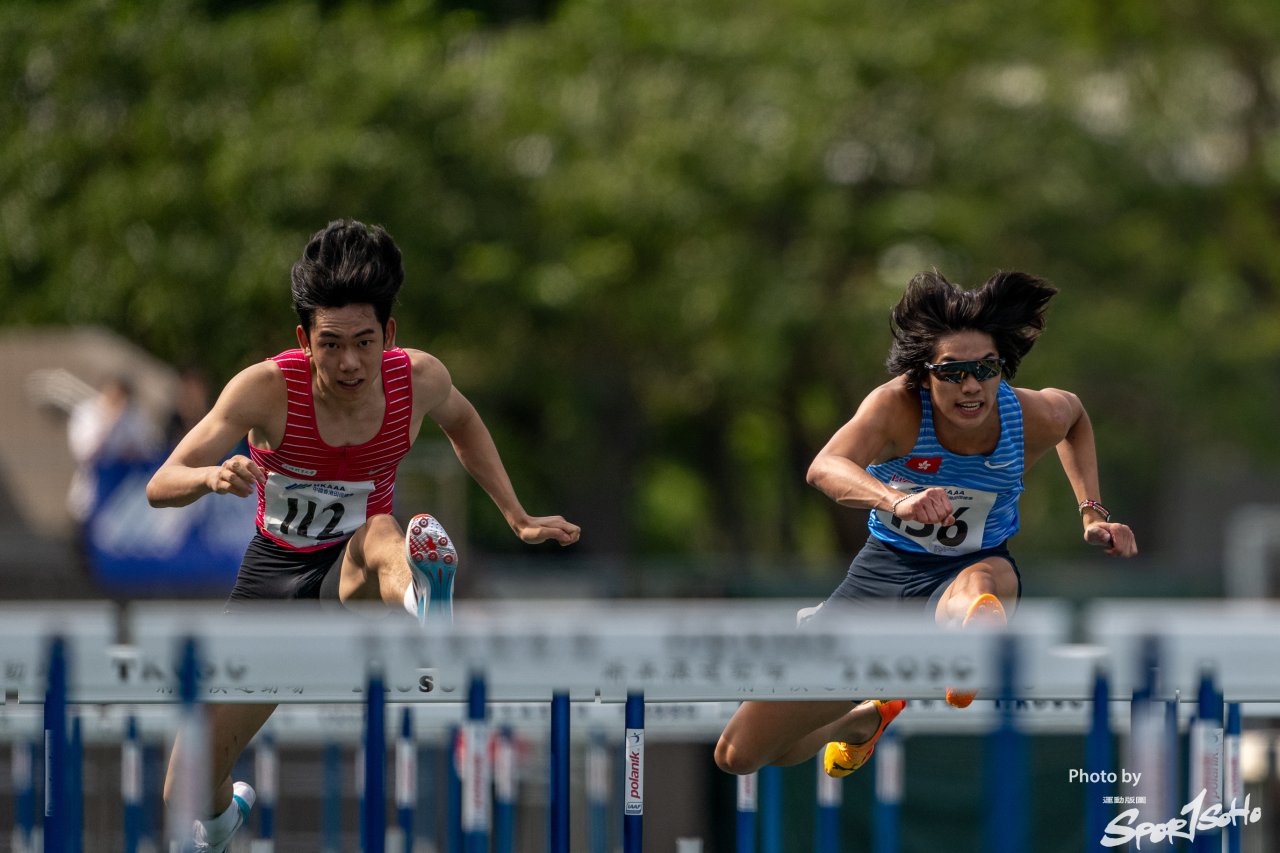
[8,598,1280,852]
[9,597,1280,705]
[0,599,1075,703]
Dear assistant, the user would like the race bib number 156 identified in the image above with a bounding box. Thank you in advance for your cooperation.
[874,485,997,555]
[261,474,374,549]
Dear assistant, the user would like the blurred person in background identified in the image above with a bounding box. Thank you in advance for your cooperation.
[66,375,163,548]
[164,366,214,449]
[715,270,1137,782]
[145,218,580,852]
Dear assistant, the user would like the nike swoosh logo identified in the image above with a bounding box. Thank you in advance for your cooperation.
[983,459,1016,469]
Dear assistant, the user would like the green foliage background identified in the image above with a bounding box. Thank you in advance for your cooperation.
[4,0,1280,579]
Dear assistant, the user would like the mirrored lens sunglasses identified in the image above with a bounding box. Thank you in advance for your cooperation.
[923,358,1005,383]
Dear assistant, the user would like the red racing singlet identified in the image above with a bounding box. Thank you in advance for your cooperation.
[250,348,414,552]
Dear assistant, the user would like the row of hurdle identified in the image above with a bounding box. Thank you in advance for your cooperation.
[5,598,1280,851]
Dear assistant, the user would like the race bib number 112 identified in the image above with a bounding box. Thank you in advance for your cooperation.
[261,474,374,548]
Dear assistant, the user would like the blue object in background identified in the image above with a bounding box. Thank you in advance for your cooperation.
[85,458,254,594]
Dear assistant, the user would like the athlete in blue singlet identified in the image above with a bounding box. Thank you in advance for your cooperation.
[715,270,1138,781]
[866,379,1025,557]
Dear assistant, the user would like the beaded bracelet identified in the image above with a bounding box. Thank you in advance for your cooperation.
[890,494,911,516]
[1078,499,1111,523]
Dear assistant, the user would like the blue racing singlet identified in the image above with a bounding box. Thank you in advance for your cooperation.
[866,381,1025,555]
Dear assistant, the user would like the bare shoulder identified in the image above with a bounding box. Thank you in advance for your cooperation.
[864,377,923,456]
[218,360,286,425]
[823,376,922,464]
[856,376,922,431]
[864,376,919,412]
[1015,386,1082,448]
[402,348,453,413]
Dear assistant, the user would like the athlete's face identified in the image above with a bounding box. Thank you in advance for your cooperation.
[297,304,396,400]
[925,330,1001,431]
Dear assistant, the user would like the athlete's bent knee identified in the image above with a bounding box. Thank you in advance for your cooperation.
[714,737,761,776]
[363,512,403,539]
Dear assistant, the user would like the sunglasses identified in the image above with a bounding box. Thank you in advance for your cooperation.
[923,357,1005,383]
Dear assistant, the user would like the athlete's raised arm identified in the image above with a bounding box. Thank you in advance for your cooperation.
[407,349,579,546]
[1019,386,1138,557]
[807,378,957,526]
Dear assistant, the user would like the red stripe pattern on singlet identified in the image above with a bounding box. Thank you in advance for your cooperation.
[251,348,414,551]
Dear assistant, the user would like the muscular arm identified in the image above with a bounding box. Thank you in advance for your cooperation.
[807,383,911,512]
[409,351,579,546]
[1020,387,1138,557]
[145,364,278,508]
[806,380,957,524]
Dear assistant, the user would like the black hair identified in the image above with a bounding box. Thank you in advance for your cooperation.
[290,219,404,334]
[886,270,1058,388]
[102,374,136,400]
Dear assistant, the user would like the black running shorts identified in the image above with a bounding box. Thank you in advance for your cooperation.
[226,532,346,607]
[824,535,1022,613]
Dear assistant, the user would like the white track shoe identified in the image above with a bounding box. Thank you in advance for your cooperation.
[191,781,255,853]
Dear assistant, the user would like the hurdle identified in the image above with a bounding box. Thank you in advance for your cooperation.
[12,738,37,852]
[550,690,570,853]
[1084,601,1276,853]
[873,727,902,850]
[461,674,490,853]
[13,690,1249,850]
[42,636,67,853]
[7,598,1280,850]
[814,749,840,852]
[587,731,610,853]
[6,598,1065,850]
[394,708,413,851]
[323,740,342,853]
[123,716,143,852]
[361,665,387,853]
[493,725,517,853]
[254,729,277,851]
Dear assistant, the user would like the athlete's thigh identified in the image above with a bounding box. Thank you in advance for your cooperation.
[335,513,404,601]
[933,556,1020,623]
[719,698,857,770]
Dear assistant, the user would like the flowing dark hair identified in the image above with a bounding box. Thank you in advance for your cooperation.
[290,219,404,334]
[886,270,1058,388]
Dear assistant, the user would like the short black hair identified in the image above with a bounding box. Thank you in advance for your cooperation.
[886,270,1058,388]
[290,219,404,334]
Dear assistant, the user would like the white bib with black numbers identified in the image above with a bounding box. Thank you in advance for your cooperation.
[261,473,375,549]
[873,484,998,555]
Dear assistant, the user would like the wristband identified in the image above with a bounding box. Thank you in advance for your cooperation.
[1078,499,1111,523]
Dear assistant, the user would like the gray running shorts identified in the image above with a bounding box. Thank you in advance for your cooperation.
[821,535,1021,615]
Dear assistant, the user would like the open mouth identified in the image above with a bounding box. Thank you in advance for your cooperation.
[957,400,984,413]
[337,378,363,390]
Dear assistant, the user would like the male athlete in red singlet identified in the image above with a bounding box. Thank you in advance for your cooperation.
[147,219,580,852]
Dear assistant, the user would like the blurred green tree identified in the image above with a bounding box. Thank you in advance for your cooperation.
[3,0,1278,585]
